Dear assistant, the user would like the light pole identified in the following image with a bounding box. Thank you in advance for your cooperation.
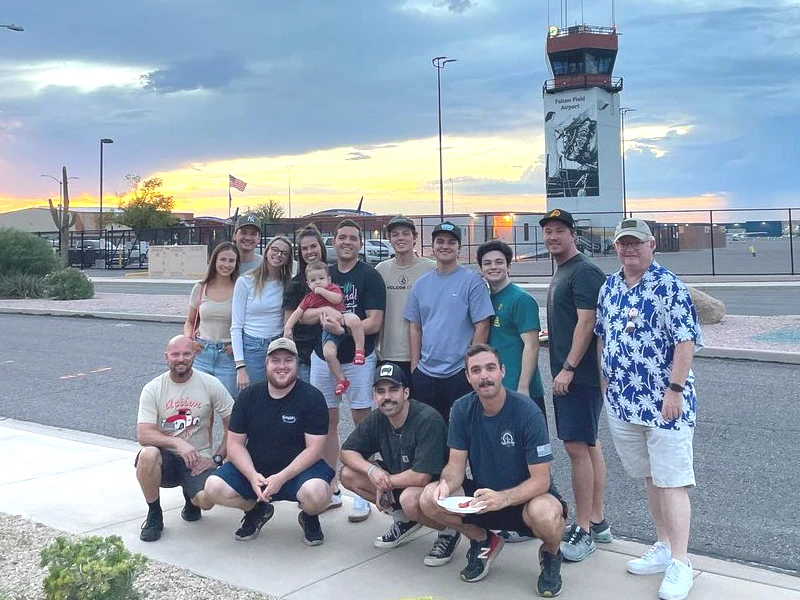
[99,138,113,234]
[287,164,293,218]
[41,173,79,209]
[432,56,456,220]
[619,107,635,217]
[449,178,455,213]
[0,23,24,32]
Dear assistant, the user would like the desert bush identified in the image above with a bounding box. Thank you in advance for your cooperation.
[43,268,94,300]
[0,273,45,298]
[0,228,60,276]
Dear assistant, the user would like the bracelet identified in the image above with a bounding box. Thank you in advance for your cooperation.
[235,364,246,371]
[366,464,377,478]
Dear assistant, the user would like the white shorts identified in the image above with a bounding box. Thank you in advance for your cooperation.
[606,411,695,488]
[310,351,376,410]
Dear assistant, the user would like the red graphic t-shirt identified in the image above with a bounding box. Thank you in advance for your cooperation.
[299,283,346,312]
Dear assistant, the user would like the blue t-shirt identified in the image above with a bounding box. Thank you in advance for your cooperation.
[404,265,494,378]
[595,261,703,429]
[448,389,553,491]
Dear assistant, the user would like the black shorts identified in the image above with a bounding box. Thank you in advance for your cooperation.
[134,448,215,499]
[461,479,569,536]
[412,368,473,423]
[553,383,603,445]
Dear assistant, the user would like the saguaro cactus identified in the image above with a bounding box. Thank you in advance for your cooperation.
[48,166,76,266]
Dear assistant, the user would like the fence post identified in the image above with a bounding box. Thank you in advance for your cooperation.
[789,208,795,275]
[709,210,716,276]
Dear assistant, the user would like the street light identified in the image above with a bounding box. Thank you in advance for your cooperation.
[41,173,80,209]
[287,164,293,218]
[619,107,636,217]
[432,56,457,220]
[0,23,24,32]
[99,138,113,234]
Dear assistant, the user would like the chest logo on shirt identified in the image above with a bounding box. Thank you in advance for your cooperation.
[282,415,297,424]
[398,275,408,286]
[500,430,515,447]
[401,455,409,463]
[161,409,199,432]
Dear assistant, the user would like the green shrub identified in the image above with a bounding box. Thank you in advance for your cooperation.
[0,228,60,276]
[0,273,45,298]
[40,535,146,600]
[43,268,94,300]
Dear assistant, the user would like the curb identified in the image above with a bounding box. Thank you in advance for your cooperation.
[696,346,800,365]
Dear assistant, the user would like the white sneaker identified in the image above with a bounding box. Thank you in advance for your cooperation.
[327,490,343,510]
[659,558,693,600]
[348,495,371,522]
[627,541,672,575]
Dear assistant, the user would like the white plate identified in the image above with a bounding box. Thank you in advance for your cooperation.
[437,496,486,514]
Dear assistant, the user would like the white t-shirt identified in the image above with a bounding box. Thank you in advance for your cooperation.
[137,370,234,457]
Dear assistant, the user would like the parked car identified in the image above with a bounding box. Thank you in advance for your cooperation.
[364,239,393,264]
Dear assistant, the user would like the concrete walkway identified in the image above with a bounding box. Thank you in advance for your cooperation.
[1,418,798,600]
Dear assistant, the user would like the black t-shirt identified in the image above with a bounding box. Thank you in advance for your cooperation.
[284,272,321,365]
[342,399,448,477]
[313,261,387,363]
[230,379,329,476]
[448,389,553,491]
[546,253,605,386]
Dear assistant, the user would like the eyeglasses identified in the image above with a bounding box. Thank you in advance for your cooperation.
[269,246,290,257]
[615,240,646,250]
[625,307,639,333]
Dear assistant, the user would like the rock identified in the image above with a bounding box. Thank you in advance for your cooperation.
[688,286,726,324]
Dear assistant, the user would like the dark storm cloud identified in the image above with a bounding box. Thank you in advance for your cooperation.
[140,53,248,94]
[437,0,477,14]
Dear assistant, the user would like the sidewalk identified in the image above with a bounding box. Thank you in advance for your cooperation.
[1,418,798,600]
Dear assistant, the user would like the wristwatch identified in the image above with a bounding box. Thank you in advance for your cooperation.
[562,361,576,372]
[668,382,685,393]
[212,454,224,467]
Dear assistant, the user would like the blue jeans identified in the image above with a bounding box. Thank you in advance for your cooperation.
[298,361,311,383]
[193,338,237,398]
[242,332,280,386]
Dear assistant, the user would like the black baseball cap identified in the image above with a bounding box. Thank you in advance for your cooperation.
[386,214,416,233]
[372,362,408,388]
[539,208,576,228]
[431,220,462,243]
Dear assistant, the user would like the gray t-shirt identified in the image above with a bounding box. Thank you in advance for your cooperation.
[546,253,605,387]
[239,253,263,275]
[404,265,494,378]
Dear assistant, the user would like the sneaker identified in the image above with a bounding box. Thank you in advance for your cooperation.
[423,532,462,566]
[659,558,693,600]
[139,511,163,542]
[298,510,324,546]
[374,520,423,549]
[234,502,274,541]
[590,519,613,543]
[327,490,343,510]
[498,530,535,543]
[627,541,672,575]
[560,524,596,562]
[348,494,371,522]
[537,548,563,597]
[459,531,505,583]
[181,495,201,522]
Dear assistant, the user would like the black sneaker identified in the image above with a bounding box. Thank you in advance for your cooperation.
[234,502,274,541]
[139,511,163,542]
[424,532,462,566]
[181,493,201,522]
[537,548,563,597]
[459,531,504,582]
[374,520,423,549]
[298,511,324,546]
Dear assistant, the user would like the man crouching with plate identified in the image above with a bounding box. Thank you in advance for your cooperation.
[419,343,567,597]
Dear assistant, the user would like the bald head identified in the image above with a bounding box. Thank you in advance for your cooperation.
[167,334,194,353]
[165,335,195,382]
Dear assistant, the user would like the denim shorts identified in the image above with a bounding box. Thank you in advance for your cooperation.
[242,332,280,386]
[193,338,237,398]
[213,459,335,502]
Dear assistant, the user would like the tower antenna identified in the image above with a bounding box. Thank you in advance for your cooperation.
[612,0,616,27]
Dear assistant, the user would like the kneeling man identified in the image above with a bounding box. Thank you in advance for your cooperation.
[340,362,449,556]
[136,335,234,542]
[420,344,567,597]
[204,338,334,546]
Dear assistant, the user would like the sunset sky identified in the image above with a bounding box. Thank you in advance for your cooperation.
[1,0,798,219]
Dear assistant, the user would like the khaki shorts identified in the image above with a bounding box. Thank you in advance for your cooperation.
[606,411,695,488]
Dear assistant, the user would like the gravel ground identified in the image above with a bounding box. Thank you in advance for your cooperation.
[0,293,798,353]
[0,513,275,600]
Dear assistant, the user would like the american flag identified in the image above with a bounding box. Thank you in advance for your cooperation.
[228,174,247,192]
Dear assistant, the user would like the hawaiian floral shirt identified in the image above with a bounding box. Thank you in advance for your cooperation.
[595,261,703,429]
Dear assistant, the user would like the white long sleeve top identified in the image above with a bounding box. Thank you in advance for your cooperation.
[230,275,285,362]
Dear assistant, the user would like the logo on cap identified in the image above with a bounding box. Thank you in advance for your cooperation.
[379,365,394,377]
[245,215,256,223]
[621,219,637,229]
[441,223,454,231]
[549,209,561,217]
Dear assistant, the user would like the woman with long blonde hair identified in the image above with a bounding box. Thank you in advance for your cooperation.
[231,235,294,389]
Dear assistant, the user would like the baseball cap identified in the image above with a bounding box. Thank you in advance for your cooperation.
[267,337,298,356]
[539,208,576,228]
[386,214,416,233]
[613,218,654,243]
[431,220,462,243]
[235,213,261,233]
[372,362,408,388]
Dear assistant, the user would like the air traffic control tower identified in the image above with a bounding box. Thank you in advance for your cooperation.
[543,23,624,226]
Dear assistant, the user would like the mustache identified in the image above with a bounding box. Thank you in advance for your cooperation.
[478,380,495,388]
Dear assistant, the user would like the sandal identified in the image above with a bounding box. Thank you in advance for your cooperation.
[353,350,366,365]
[334,378,351,396]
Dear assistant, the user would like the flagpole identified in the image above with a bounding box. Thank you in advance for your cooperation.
[228,186,232,218]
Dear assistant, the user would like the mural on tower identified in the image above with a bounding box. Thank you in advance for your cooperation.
[544,93,599,198]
